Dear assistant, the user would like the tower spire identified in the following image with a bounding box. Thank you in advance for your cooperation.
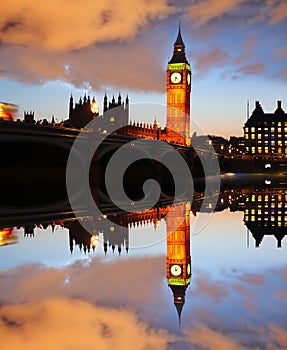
[169,24,188,65]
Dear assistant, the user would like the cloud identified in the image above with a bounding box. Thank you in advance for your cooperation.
[236,62,266,75]
[193,274,229,301]
[233,31,259,65]
[0,38,166,91]
[1,260,287,349]
[268,1,287,24]
[236,273,265,285]
[185,0,249,25]
[0,256,166,311]
[186,323,254,350]
[0,0,175,51]
[267,324,287,349]
[185,0,287,25]
[0,0,175,91]
[274,46,287,60]
[194,46,229,75]
[0,298,175,350]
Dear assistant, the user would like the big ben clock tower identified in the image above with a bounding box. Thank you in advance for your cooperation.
[166,202,192,323]
[166,25,191,146]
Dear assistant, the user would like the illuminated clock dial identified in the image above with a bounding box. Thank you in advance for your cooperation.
[187,73,191,85]
[170,264,182,276]
[170,72,182,84]
[187,263,191,275]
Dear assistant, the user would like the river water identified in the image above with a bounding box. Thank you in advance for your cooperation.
[0,175,286,349]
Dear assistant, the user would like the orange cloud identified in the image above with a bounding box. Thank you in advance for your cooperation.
[0,0,175,51]
[186,323,253,350]
[0,298,175,350]
[185,0,249,25]
[268,1,287,24]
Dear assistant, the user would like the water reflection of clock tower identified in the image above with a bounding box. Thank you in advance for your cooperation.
[166,202,191,321]
[166,25,191,146]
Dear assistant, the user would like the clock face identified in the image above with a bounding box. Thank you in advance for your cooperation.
[170,72,182,84]
[187,73,191,86]
[170,264,182,277]
[187,263,191,275]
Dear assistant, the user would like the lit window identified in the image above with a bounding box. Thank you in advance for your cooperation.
[271,141,275,146]
[251,134,255,139]
[278,122,282,126]
[258,147,262,153]
[265,147,269,153]
[278,128,282,132]
[271,127,275,132]
[245,127,248,132]
[245,134,249,139]
[258,134,262,139]
[258,195,262,202]
[251,216,255,221]
[251,127,255,132]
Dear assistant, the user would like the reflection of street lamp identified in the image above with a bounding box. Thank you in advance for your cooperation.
[91,101,99,114]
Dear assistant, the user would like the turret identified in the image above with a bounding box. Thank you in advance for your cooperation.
[104,93,108,112]
[69,94,74,118]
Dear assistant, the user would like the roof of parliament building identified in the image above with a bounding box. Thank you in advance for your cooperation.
[245,100,287,127]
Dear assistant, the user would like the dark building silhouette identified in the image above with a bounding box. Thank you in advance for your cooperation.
[244,100,287,159]
[24,111,35,124]
[67,93,129,129]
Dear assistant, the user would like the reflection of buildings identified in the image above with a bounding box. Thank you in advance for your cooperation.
[68,207,170,255]
[0,228,18,246]
[166,202,191,322]
[244,100,287,160]
[243,189,287,248]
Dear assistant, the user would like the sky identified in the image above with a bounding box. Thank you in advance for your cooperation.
[1,0,287,138]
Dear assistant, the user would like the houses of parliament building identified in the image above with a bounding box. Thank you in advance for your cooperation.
[66,25,192,146]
